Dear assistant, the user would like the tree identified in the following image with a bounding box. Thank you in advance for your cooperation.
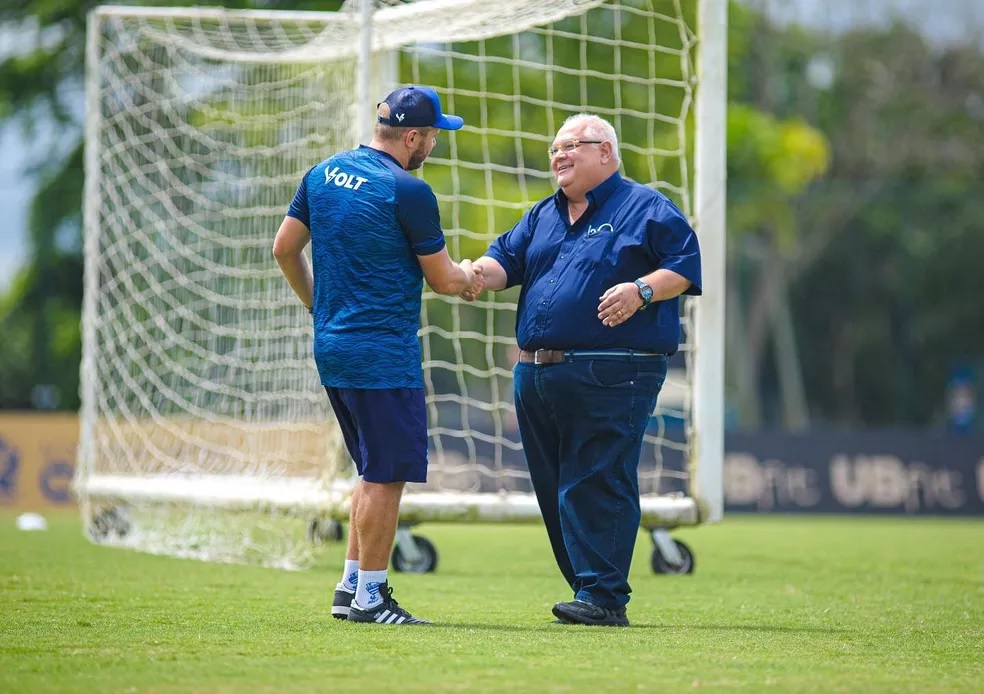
[732,11,984,428]
[724,2,831,429]
[0,0,345,409]
[792,23,984,426]
[725,104,830,429]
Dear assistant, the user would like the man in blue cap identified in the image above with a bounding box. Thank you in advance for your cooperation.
[274,86,483,626]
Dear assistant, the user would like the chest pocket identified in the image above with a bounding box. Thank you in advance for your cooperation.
[578,222,621,265]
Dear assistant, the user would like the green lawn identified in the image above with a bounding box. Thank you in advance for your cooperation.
[1,512,982,693]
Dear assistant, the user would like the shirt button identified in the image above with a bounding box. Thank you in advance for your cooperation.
[549,279,555,283]
[560,254,565,259]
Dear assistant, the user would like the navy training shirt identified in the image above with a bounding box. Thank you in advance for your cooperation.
[484,171,702,355]
[287,145,446,388]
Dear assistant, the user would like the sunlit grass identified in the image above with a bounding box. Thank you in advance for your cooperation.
[2,512,982,693]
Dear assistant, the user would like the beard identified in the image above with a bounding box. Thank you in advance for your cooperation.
[406,139,431,171]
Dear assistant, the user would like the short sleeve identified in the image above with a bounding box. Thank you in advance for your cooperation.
[484,203,545,289]
[648,200,702,296]
[394,176,446,256]
[286,167,315,227]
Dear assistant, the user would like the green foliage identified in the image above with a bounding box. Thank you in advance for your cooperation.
[727,103,829,249]
[793,179,984,426]
[782,20,984,426]
[817,22,984,180]
[0,253,82,409]
[0,272,36,408]
[724,4,984,428]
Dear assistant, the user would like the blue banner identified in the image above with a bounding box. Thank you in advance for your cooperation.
[725,432,984,516]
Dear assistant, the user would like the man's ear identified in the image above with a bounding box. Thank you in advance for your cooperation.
[600,141,614,163]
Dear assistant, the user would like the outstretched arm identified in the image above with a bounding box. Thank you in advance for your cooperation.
[273,216,314,310]
[417,248,486,296]
[460,256,507,301]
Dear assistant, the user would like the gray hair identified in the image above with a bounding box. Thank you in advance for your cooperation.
[562,114,620,163]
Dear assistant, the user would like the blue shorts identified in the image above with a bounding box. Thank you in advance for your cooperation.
[324,386,428,484]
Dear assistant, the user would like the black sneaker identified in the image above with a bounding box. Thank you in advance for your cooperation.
[552,599,630,627]
[347,582,431,625]
[332,583,355,620]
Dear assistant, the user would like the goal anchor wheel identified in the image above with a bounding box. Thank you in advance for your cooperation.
[307,518,344,545]
[649,528,695,575]
[89,506,131,542]
[391,526,438,573]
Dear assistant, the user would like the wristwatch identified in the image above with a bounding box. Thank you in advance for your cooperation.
[634,279,654,310]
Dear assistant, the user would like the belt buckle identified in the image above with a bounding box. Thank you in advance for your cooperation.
[533,349,545,365]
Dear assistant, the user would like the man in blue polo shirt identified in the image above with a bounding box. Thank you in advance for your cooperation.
[274,85,484,626]
[464,114,701,626]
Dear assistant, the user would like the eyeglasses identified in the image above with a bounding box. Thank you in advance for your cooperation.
[548,138,603,158]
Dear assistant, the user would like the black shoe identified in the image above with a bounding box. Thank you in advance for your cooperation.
[347,582,431,625]
[332,583,355,620]
[552,599,629,627]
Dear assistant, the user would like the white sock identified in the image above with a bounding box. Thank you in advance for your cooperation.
[355,569,388,610]
[340,560,359,592]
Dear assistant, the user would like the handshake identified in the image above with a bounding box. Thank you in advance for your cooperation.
[458,259,485,302]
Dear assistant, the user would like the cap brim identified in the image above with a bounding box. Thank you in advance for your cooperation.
[433,114,464,131]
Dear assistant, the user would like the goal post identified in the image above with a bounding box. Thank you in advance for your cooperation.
[77,0,726,568]
[693,0,727,523]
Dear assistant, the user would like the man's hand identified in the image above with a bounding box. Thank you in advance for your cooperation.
[459,260,485,301]
[598,282,644,327]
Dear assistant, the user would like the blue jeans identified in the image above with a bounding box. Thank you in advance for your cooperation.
[514,354,667,609]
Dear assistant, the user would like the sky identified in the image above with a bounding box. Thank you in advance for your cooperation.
[0,106,79,293]
[0,18,73,293]
[755,0,984,49]
[0,124,31,291]
[1,0,982,294]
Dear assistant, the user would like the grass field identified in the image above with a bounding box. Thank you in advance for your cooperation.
[1,511,982,693]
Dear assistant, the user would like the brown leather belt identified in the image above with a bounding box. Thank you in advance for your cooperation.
[518,349,667,365]
[518,349,567,365]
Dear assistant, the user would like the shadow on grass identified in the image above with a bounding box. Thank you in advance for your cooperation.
[431,622,849,634]
[635,623,850,634]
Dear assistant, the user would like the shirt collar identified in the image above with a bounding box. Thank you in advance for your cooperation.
[361,143,405,169]
[554,170,624,210]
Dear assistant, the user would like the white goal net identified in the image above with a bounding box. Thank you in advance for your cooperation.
[77,0,725,568]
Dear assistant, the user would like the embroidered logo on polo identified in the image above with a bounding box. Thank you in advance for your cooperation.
[586,222,615,236]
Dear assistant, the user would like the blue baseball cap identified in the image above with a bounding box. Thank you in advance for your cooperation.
[377,85,464,131]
